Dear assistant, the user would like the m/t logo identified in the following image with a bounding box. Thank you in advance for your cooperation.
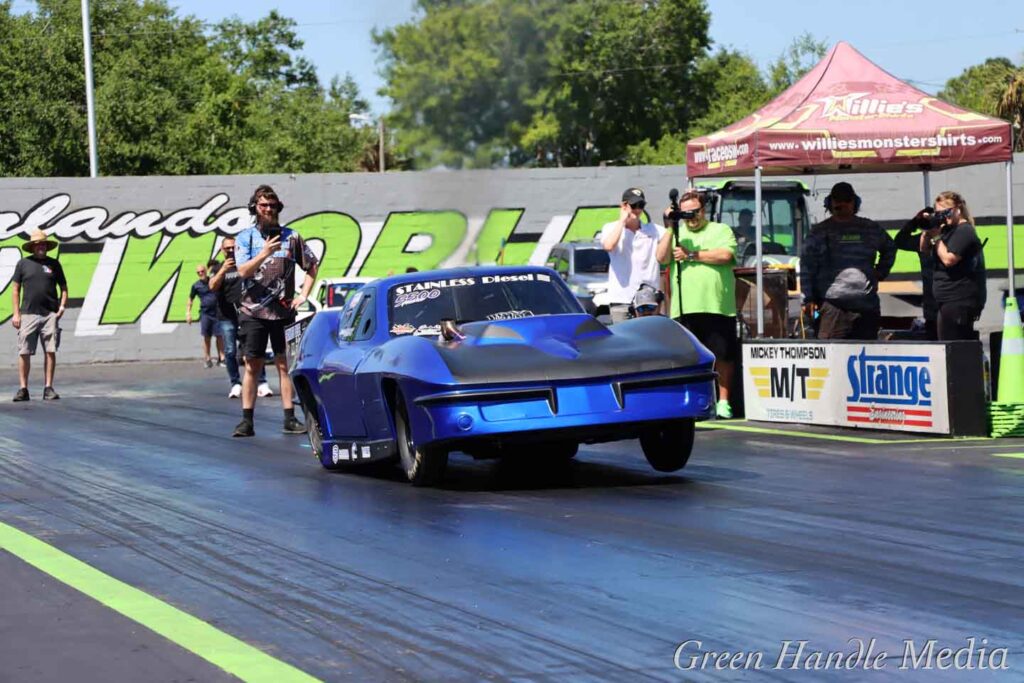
[751,365,829,401]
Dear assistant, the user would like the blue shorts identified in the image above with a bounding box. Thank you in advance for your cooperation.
[199,313,223,338]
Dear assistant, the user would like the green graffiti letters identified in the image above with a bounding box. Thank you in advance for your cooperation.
[101,233,218,324]
[289,212,361,281]
[358,211,467,276]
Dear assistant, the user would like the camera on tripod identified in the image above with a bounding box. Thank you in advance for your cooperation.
[665,188,700,223]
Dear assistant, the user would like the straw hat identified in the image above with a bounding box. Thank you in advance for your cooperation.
[22,229,59,253]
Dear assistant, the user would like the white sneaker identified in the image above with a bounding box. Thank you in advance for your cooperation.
[257,382,274,397]
[228,384,242,399]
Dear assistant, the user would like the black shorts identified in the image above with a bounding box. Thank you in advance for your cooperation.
[675,313,738,363]
[239,318,287,359]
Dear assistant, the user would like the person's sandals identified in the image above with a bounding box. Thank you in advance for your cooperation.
[43,386,60,400]
[12,388,29,402]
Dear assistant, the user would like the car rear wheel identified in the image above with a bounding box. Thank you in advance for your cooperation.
[394,392,448,486]
[640,419,695,472]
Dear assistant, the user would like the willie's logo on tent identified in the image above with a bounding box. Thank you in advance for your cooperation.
[817,92,924,121]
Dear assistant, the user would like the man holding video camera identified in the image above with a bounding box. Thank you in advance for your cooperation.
[657,190,738,419]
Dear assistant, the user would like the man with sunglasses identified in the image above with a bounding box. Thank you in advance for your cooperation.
[800,182,896,340]
[231,185,319,437]
[601,187,671,324]
[656,191,738,419]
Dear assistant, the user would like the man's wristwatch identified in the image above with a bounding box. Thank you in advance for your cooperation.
[687,250,699,262]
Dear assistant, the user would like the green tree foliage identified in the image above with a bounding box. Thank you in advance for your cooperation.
[767,32,828,95]
[940,57,1018,116]
[376,0,711,168]
[378,2,830,168]
[627,34,820,166]
[0,0,375,176]
[375,0,563,169]
[997,71,1024,152]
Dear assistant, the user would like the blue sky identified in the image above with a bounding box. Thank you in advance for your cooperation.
[22,0,1023,115]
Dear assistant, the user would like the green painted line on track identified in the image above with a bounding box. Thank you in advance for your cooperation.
[0,520,320,683]
[698,421,996,445]
[992,452,1024,459]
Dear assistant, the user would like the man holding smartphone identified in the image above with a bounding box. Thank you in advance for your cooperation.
[601,187,671,324]
[231,184,319,437]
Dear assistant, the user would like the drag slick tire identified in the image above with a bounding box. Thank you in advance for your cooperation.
[394,392,448,486]
[303,402,338,470]
[639,419,695,472]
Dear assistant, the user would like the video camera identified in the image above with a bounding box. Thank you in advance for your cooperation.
[665,188,699,223]
[912,207,954,230]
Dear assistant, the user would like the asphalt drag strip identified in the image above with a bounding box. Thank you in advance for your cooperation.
[1,361,1022,681]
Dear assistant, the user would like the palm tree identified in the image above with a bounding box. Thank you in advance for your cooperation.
[997,71,1024,151]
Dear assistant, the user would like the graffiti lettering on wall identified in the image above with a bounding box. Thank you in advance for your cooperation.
[0,194,625,334]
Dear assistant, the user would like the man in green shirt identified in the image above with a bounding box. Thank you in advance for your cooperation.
[657,191,738,418]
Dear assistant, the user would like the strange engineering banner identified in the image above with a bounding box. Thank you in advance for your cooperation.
[742,341,950,435]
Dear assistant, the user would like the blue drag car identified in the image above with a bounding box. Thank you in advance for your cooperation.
[290,266,717,486]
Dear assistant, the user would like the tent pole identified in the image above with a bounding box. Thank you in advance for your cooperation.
[922,169,931,207]
[1008,160,1015,292]
[755,166,764,337]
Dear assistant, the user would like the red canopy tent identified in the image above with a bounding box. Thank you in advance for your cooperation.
[686,41,1015,335]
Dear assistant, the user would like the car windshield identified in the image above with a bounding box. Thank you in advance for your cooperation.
[573,249,609,274]
[388,273,581,336]
[324,283,364,308]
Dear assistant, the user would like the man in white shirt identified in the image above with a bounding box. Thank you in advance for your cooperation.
[601,187,671,323]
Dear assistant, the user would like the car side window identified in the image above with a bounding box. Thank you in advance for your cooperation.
[353,290,376,341]
[338,292,363,342]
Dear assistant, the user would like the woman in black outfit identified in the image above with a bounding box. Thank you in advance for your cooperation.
[927,191,986,341]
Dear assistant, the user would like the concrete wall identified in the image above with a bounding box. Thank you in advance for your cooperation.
[1,158,1022,367]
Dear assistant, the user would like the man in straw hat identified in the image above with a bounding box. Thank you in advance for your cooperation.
[11,229,68,401]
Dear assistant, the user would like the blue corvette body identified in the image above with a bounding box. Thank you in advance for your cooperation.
[290,266,716,479]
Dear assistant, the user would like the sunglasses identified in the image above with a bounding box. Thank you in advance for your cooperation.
[256,202,279,209]
[629,201,646,210]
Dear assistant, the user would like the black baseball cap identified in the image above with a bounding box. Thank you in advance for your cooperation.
[622,187,646,206]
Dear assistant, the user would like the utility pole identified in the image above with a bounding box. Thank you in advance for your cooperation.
[378,119,385,173]
[81,0,99,177]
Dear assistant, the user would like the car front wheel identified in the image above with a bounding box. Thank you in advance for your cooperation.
[639,419,695,472]
[303,403,338,470]
[394,392,448,486]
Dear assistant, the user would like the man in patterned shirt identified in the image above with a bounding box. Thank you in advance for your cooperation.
[232,185,319,437]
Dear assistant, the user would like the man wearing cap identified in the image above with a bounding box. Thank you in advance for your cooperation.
[10,229,68,401]
[656,191,738,419]
[630,284,662,318]
[800,182,896,340]
[601,187,671,324]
